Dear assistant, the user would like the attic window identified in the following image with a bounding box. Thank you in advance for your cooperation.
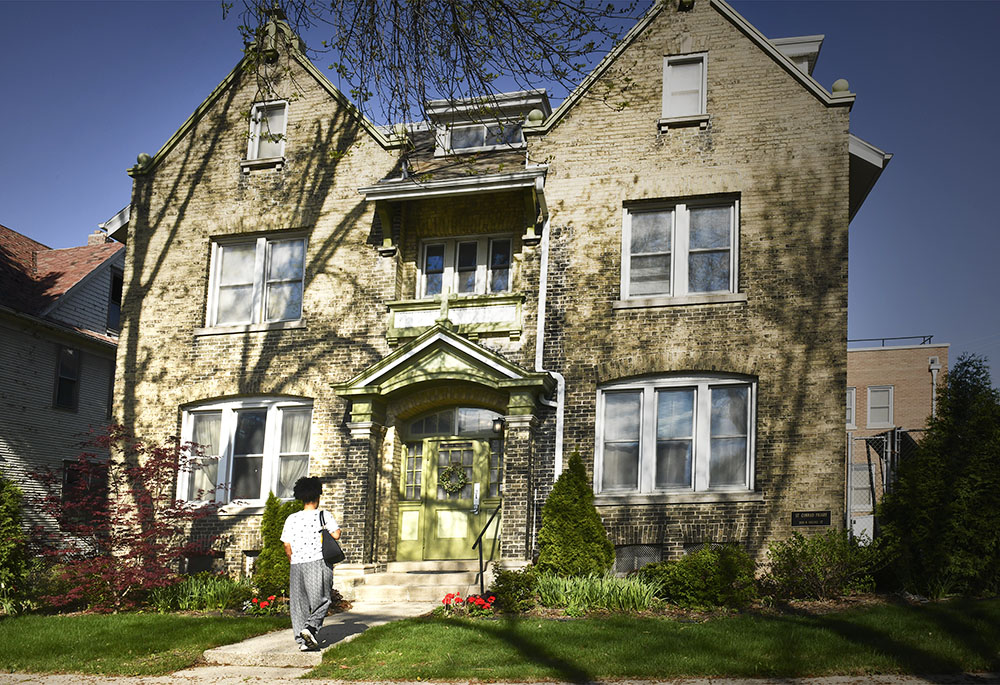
[660,53,709,130]
[247,101,287,161]
[442,122,524,154]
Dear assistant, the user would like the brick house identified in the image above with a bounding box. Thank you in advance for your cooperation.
[0,224,124,532]
[846,339,949,539]
[110,0,890,585]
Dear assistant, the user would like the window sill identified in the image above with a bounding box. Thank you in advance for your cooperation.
[867,424,893,430]
[193,319,306,336]
[658,114,710,131]
[434,142,526,157]
[613,293,747,309]
[240,156,285,174]
[594,490,765,506]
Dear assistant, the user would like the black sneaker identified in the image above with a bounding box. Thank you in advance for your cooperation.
[300,626,319,649]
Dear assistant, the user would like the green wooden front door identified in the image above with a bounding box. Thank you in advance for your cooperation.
[396,418,503,561]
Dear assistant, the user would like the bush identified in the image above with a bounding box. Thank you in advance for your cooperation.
[489,566,538,613]
[149,572,254,612]
[880,354,1000,597]
[536,572,658,615]
[536,452,613,576]
[639,545,756,608]
[0,476,32,615]
[759,530,885,600]
[253,492,302,598]
[30,427,221,612]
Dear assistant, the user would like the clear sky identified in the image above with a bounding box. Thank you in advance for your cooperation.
[1,0,998,377]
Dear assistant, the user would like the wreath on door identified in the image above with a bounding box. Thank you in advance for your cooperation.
[438,464,469,494]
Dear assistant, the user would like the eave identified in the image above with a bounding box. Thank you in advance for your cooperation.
[849,133,893,222]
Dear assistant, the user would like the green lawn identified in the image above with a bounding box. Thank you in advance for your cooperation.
[310,598,1000,681]
[0,613,287,675]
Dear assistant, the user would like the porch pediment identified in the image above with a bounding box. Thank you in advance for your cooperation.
[333,325,554,423]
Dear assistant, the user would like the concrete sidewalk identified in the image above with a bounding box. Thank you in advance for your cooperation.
[0,601,437,684]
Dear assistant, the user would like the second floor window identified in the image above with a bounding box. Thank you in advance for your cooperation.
[208,235,305,326]
[867,386,893,428]
[248,101,287,160]
[663,54,707,119]
[442,122,524,154]
[420,236,512,298]
[53,346,80,411]
[107,267,123,332]
[622,199,738,299]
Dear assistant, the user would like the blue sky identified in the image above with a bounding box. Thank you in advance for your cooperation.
[1,0,998,377]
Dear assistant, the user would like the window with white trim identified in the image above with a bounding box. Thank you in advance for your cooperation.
[207,235,305,326]
[419,236,512,298]
[180,398,312,504]
[247,101,287,160]
[663,54,706,119]
[846,387,856,428]
[622,199,738,299]
[596,375,756,494]
[867,386,893,428]
[440,122,524,154]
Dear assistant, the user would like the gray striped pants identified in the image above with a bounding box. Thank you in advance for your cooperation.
[289,558,333,645]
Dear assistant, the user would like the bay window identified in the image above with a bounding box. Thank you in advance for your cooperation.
[181,398,312,504]
[595,375,756,494]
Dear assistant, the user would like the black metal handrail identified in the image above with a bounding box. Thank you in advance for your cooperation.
[472,500,502,595]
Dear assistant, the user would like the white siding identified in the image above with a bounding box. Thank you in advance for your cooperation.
[48,251,125,334]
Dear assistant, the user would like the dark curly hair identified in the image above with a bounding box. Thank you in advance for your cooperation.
[292,476,323,503]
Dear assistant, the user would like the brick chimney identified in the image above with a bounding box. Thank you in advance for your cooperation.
[88,230,110,246]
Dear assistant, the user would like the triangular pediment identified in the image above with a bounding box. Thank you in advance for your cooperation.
[334,325,552,400]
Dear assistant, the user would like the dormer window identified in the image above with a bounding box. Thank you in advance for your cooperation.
[442,122,524,154]
[247,101,287,160]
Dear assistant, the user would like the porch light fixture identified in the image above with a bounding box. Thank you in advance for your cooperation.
[492,416,506,434]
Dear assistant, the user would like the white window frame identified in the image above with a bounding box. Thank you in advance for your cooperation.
[846,387,856,429]
[418,234,513,298]
[206,233,307,327]
[594,374,756,495]
[662,53,707,119]
[621,198,739,300]
[867,385,894,429]
[247,100,288,160]
[436,122,525,155]
[179,397,313,505]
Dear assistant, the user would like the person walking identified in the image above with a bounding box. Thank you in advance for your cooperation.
[280,476,341,651]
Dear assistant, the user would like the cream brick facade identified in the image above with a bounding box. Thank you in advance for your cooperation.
[115,0,883,574]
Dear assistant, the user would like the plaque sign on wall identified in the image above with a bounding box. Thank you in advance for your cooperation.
[791,510,831,527]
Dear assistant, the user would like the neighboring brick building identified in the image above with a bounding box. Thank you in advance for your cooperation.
[0,224,124,533]
[846,338,949,538]
[110,0,890,580]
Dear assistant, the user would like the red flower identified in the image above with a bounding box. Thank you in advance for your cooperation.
[260,601,269,608]
[268,595,276,601]
[252,597,259,604]
[455,597,463,604]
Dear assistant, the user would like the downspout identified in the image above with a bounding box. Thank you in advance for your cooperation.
[928,356,942,419]
[535,216,566,476]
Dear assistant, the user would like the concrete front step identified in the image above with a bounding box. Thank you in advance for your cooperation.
[351,583,484,603]
[362,570,479,585]
[385,559,481,573]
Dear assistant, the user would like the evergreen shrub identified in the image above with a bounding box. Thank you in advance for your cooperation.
[880,354,1000,597]
[0,475,32,615]
[639,545,756,608]
[759,530,884,600]
[489,566,537,613]
[253,492,303,598]
[536,451,613,576]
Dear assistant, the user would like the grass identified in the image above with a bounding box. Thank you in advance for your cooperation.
[0,613,287,675]
[309,598,1000,681]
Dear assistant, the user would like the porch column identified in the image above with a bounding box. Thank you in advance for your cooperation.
[499,413,538,561]
[343,399,385,565]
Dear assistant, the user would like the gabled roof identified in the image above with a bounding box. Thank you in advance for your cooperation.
[530,0,854,135]
[0,224,123,318]
[128,19,403,178]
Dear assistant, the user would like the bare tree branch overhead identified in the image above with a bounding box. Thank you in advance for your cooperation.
[230,0,644,124]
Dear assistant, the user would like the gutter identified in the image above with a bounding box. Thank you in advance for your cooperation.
[534,217,566,476]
